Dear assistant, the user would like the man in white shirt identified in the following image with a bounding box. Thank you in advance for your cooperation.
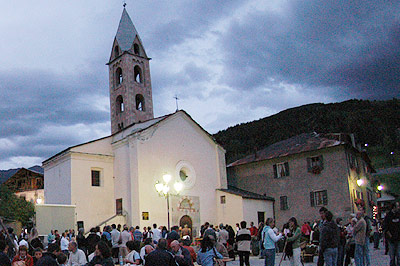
[217,224,229,246]
[67,241,87,266]
[60,233,70,254]
[119,225,133,258]
[110,224,121,263]
[18,235,29,248]
[152,224,162,243]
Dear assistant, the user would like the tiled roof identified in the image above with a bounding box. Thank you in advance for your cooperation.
[115,8,139,51]
[218,185,274,201]
[228,132,345,167]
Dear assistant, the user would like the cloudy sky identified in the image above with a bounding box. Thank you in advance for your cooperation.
[0,0,399,169]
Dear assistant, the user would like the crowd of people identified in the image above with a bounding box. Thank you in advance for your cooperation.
[0,202,398,266]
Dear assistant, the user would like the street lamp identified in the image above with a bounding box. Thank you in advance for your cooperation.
[357,179,364,186]
[155,173,184,230]
[377,185,384,191]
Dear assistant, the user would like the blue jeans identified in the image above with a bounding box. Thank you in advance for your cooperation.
[354,244,365,266]
[363,237,370,266]
[264,249,275,266]
[337,244,345,266]
[389,241,400,266]
[323,248,337,266]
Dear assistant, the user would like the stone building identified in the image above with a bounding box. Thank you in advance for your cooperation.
[42,8,274,234]
[227,132,376,228]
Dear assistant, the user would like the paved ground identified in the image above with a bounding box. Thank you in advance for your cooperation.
[225,242,389,266]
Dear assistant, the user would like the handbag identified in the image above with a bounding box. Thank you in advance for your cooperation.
[213,248,224,266]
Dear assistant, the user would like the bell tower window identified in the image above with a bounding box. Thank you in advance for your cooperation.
[135,94,145,111]
[116,95,124,113]
[134,43,140,55]
[134,65,142,83]
[114,46,120,58]
[116,67,123,86]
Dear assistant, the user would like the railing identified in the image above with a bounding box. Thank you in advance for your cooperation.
[84,210,128,235]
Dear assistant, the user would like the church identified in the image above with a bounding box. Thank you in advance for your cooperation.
[42,8,274,236]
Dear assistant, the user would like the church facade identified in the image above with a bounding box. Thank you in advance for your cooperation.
[42,8,273,235]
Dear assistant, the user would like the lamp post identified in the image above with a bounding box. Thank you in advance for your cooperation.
[155,174,184,230]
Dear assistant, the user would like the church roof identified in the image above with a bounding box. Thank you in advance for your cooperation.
[115,8,140,52]
[218,185,274,201]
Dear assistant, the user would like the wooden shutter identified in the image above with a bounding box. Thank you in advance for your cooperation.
[310,192,315,207]
[323,190,328,205]
[307,158,312,172]
[319,155,324,169]
[273,164,278,178]
[284,162,290,176]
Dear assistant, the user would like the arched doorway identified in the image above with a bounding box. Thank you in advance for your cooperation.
[179,215,193,238]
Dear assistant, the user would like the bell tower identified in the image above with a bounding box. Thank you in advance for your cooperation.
[107,8,154,134]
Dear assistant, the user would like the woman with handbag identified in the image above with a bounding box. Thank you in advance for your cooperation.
[262,218,283,266]
[197,236,223,266]
[286,217,302,266]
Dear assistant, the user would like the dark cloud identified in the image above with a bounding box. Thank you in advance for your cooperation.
[219,0,400,99]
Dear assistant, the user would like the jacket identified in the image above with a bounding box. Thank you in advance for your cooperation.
[197,247,222,266]
[145,248,176,266]
[383,210,400,242]
[353,218,366,245]
[319,221,339,252]
[236,229,251,252]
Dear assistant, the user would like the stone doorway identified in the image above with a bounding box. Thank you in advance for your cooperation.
[179,215,193,238]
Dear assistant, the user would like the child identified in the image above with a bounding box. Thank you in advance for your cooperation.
[56,252,68,266]
[33,248,43,266]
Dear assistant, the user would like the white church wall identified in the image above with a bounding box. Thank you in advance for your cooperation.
[242,198,274,225]
[70,151,114,231]
[135,113,225,229]
[44,155,72,205]
[216,191,244,228]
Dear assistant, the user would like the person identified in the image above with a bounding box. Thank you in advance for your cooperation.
[101,226,112,247]
[301,222,312,241]
[182,236,197,264]
[60,232,70,255]
[317,207,328,266]
[226,225,236,260]
[362,208,371,266]
[286,217,302,266]
[36,243,60,266]
[344,218,357,266]
[86,228,101,256]
[47,230,55,245]
[18,235,29,249]
[76,229,87,256]
[171,240,193,266]
[166,226,180,247]
[133,226,142,242]
[262,218,283,266]
[142,227,149,240]
[32,248,42,266]
[319,211,339,266]
[383,201,400,266]
[217,224,229,247]
[86,241,114,266]
[152,224,162,243]
[372,218,381,250]
[257,222,265,259]
[197,236,223,266]
[0,240,11,266]
[336,218,347,266]
[236,221,251,266]
[12,245,33,266]
[57,253,68,266]
[181,224,191,238]
[208,235,228,258]
[145,238,176,266]
[161,226,168,238]
[139,238,154,265]
[118,225,132,259]
[203,223,217,240]
[353,211,366,266]
[110,224,120,263]
[124,241,140,265]
[67,241,87,266]
[249,222,258,237]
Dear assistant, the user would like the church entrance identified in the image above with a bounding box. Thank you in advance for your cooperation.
[179,215,192,238]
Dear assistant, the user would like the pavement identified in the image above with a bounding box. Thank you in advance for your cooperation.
[225,242,389,266]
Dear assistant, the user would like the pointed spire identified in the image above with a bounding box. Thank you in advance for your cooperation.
[115,8,139,51]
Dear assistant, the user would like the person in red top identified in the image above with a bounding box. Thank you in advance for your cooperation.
[12,245,34,266]
[301,222,312,241]
[249,222,258,236]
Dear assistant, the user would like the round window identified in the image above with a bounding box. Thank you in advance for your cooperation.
[175,161,196,189]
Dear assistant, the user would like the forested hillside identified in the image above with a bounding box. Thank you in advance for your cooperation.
[214,99,400,168]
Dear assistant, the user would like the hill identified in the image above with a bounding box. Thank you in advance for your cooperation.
[214,99,400,168]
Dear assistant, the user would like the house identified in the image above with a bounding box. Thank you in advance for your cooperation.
[42,8,274,234]
[3,167,44,204]
[227,132,376,228]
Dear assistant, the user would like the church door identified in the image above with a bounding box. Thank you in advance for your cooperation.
[179,215,193,237]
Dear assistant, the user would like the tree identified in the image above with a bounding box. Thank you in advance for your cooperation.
[0,185,35,226]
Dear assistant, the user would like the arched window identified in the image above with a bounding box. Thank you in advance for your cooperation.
[114,46,120,58]
[135,94,145,111]
[134,65,142,83]
[116,95,124,113]
[116,67,123,86]
[134,43,140,55]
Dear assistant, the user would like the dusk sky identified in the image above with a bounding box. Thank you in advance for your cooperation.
[0,0,399,169]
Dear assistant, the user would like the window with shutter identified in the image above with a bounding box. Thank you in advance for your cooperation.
[310,192,315,207]
[310,190,328,206]
[280,196,288,210]
[274,162,289,178]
